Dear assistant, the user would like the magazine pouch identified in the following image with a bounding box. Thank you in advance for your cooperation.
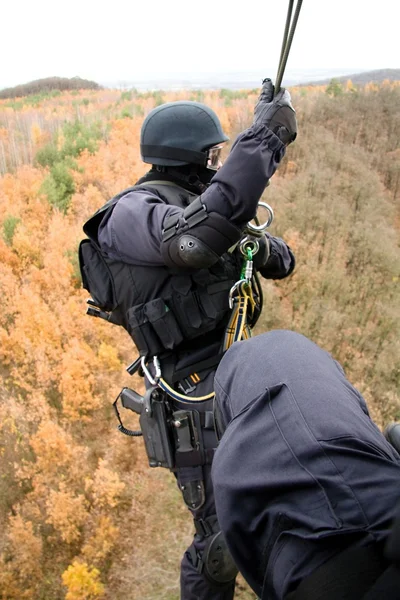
[79,239,117,311]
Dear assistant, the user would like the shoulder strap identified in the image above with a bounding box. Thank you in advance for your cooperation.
[134,180,198,208]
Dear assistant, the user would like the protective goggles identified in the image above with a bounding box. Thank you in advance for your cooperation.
[206,144,224,170]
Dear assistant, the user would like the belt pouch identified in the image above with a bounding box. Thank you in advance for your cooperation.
[127,304,163,356]
[145,298,184,350]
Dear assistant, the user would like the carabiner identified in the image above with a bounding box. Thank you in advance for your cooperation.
[229,281,242,309]
[140,355,162,385]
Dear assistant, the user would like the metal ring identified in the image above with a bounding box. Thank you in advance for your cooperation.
[239,237,260,257]
[246,202,274,233]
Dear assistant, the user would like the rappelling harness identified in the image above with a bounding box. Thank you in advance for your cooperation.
[111,202,274,471]
[79,172,275,472]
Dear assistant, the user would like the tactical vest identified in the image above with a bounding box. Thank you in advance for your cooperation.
[79,181,244,367]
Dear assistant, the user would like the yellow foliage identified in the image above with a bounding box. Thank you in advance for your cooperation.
[0,285,63,392]
[97,342,122,372]
[31,123,43,145]
[7,513,43,575]
[20,419,88,491]
[62,561,105,600]
[0,514,43,599]
[12,224,43,267]
[81,516,119,563]
[46,483,89,543]
[86,458,126,509]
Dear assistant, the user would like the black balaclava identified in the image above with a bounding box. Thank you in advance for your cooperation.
[136,164,216,197]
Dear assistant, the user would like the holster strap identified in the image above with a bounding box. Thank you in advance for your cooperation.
[194,514,220,538]
[199,411,215,430]
[175,447,215,468]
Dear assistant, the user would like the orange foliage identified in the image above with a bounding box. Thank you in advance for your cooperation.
[81,516,119,563]
[86,458,126,509]
[46,483,89,543]
[0,82,398,599]
[0,514,43,599]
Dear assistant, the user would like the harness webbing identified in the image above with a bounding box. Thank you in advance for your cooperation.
[146,248,258,403]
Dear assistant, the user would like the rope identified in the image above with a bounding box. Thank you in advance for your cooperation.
[223,280,255,351]
[274,0,304,95]
[158,378,215,402]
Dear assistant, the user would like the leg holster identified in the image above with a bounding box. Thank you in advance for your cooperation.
[125,385,214,473]
[190,515,239,586]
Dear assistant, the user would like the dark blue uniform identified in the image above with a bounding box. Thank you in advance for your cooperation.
[212,330,400,600]
[96,125,295,599]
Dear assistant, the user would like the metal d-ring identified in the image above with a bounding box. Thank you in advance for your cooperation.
[239,237,260,257]
[246,202,274,234]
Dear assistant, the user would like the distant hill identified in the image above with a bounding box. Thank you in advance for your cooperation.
[0,76,101,99]
[303,69,400,86]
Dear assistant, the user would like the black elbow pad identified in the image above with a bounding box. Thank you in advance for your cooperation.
[161,197,242,269]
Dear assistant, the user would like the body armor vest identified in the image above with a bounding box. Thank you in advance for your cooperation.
[79,181,244,369]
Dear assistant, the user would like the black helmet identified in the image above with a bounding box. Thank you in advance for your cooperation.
[140,101,229,167]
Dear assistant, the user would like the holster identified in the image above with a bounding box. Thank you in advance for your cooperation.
[139,387,176,469]
[117,386,213,472]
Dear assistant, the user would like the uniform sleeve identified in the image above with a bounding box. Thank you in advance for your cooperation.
[98,123,287,268]
[97,189,181,266]
[202,123,286,228]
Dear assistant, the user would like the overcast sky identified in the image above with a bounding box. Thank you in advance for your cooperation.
[1,0,399,88]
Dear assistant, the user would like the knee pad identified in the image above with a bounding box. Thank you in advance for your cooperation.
[203,531,238,585]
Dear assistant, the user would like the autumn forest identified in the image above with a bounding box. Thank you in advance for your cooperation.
[0,80,399,599]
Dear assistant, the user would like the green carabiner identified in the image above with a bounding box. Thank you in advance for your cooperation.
[240,248,253,280]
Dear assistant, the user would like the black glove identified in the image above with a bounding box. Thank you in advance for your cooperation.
[253,78,297,145]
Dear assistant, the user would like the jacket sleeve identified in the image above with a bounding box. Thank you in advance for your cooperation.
[97,188,181,266]
[202,123,285,228]
[161,124,288,269]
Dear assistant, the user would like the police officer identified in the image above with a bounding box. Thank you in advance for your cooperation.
[212,330,400,600]
[81,79,297,599]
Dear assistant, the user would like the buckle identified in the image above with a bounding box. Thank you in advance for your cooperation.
[194,515,219,537]
[194,518,212,537]
[177,377,197,394]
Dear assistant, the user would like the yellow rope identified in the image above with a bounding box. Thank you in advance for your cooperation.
[158,377,215,403]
